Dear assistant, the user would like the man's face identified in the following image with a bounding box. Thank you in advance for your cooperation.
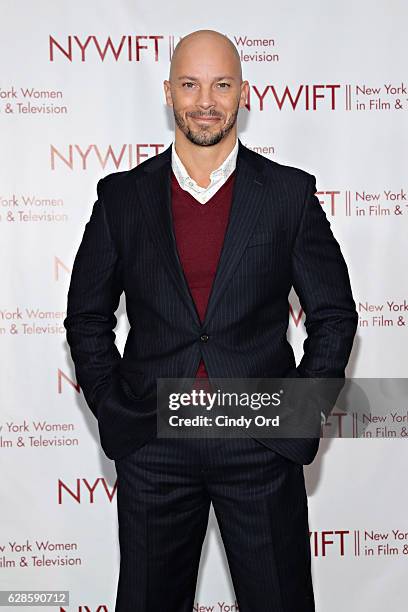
[164,36,248,147]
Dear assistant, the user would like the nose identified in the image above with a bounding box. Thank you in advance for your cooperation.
[196,85,216,110]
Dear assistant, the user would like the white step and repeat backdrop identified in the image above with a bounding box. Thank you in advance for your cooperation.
[1,1,407,610]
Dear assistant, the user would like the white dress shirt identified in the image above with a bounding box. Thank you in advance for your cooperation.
[171,139,239,205]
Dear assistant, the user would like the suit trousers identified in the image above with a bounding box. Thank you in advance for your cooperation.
[114,434,315,612]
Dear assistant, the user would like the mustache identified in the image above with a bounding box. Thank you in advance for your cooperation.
[187,110,223,118]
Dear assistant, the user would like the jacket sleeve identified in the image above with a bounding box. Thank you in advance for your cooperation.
[291,173,358,379]
[63,178,123,419]
[285,174,359,425]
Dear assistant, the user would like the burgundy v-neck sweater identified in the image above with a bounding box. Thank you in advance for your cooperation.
[170,170,236,378]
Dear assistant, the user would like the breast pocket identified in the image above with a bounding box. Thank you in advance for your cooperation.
[242,227,289,276]
[246,227,287,248]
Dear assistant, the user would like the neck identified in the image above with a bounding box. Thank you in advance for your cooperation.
[173,129,237,188]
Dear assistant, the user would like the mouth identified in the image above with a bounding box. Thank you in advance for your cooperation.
[190,116,221,125]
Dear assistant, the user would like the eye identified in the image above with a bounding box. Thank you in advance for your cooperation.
[182,82,196,89]
[217,82,231,89]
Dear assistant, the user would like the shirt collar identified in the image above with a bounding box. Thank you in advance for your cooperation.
[171,139,238,193]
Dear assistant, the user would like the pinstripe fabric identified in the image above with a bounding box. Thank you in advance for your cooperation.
[114,435,314,612]
[63,140,358,464]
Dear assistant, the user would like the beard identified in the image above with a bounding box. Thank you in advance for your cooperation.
[173,105,239,146]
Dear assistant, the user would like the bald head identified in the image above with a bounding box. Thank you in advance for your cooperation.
[164,29,248,148]
[169,30,242,82]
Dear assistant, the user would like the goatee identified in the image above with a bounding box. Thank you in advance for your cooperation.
[173,107,239,146]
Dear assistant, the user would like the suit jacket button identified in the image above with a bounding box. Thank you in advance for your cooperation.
[200,333,209,342]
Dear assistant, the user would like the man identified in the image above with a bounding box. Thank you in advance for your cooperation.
[64,29,358,612]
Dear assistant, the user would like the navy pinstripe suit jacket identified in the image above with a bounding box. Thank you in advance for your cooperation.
[63,140,358,464]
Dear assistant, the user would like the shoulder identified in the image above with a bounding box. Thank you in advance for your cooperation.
[96,144,172,199]
[239,143,315,193]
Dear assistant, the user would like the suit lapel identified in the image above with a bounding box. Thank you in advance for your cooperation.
[134,140,268,328]
[134,145,201,326]
[202,142,267,327]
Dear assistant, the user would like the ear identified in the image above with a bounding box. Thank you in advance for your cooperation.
[239,80,249,108]
[163,80,173,107]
